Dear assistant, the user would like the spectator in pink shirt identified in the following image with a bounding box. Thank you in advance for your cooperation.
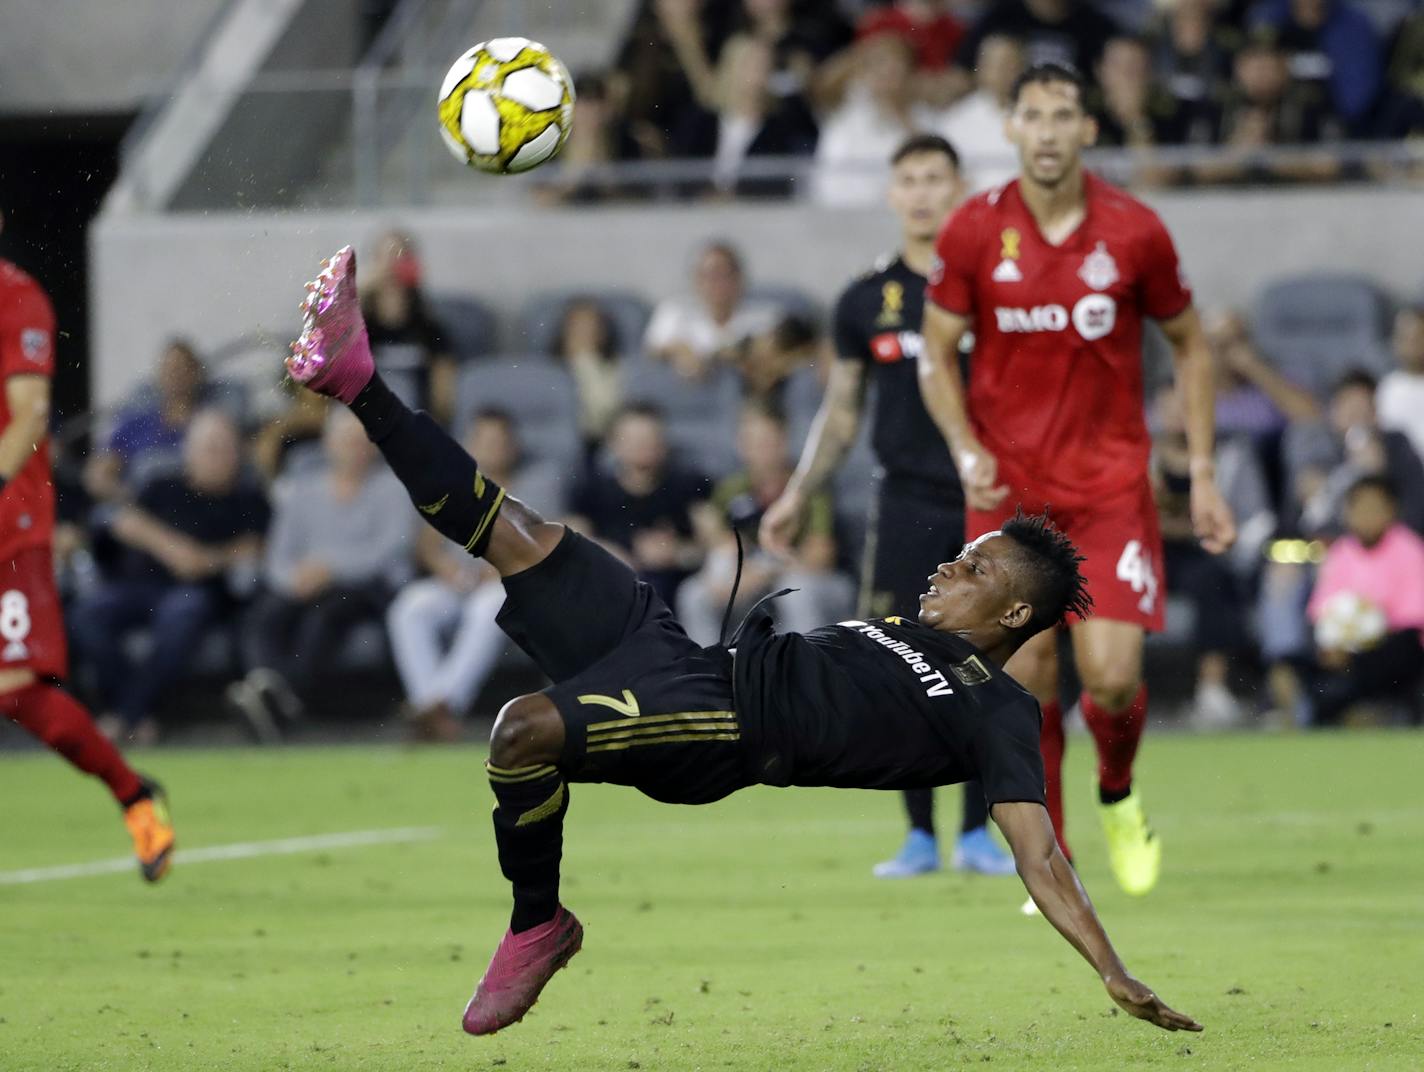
[1305,476,1424,724]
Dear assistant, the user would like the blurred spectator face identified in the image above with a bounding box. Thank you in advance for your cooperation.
[1170,0,1213,53]
[1392,309,1424,372]
[737,409,789,473]
[859,33,915,104]
[1289,0,1328,30]
[323,408,377,473]
[1328,380,1378,436]
[976,36,1026,103]
[1235,45,1289,104]
[742,0,790,26]
[720,34,775,114]
[558,299,614,358]
[159,342,205,405]
[887,149,962,242]
[183,410,241,494]
[1344,483,1396,547]
[1098,38,1151,112]
[467,414,519,476]
[611,411,668,474]
[374,230,422,288]
[694,245,745,319]
[1006,77,1098,187]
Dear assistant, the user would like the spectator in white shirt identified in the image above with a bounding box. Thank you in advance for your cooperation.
[809,30,946,206]
[937,35,1025,192]
[643,241,782,381]
[1377,305,1424,462]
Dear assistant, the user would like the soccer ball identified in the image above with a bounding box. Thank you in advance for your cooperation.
[1313,591,1387,654]
[437,38,574,175]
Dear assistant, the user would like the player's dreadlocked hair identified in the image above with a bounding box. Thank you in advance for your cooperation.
[1000,509,1093,634]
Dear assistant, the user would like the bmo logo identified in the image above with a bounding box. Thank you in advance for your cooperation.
[994,296,1117,341]
[995,304,1068,333]
[1072,294,1117,341]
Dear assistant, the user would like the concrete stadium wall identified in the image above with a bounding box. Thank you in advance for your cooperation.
[90,186,1424,408]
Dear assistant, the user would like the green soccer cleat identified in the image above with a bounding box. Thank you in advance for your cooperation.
[1097,785,1160,896]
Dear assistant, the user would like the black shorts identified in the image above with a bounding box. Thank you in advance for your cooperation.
[857,476,966,620]
[496,529,752,805]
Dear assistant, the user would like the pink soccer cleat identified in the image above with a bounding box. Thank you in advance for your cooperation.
[462,906,584,1036]
[285,245,375,404]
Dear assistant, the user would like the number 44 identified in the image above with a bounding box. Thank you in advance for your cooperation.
[1114,540,1158,614]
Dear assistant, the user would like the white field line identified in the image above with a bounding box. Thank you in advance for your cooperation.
[0,826,444,886]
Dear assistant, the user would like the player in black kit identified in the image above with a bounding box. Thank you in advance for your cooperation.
[284,245,1203,1041]
[762,135,1012,879]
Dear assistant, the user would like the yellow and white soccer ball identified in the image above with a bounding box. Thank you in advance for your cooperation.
[437,37,574,175]
[1313,591,1387,654]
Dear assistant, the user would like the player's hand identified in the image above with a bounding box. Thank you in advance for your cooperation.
[1105,975,1203,1033]
[956,441,1009,511]
[1190,476,1236,554]
[759,488,805,557]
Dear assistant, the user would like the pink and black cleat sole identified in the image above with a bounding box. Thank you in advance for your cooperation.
[461,918,584,1036]
[285,245,375,404]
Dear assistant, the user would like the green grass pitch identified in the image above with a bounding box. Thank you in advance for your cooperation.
[2,731,1422,1071]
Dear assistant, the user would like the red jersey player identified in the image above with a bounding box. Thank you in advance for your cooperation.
[0,214,175,881]
[919,64,1235,899]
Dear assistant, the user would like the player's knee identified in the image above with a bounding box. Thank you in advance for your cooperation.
[489,693,562,768]
[1080,662,1141,714]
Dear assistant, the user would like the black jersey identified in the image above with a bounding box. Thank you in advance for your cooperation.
[832,255,965,496]
[734,612,1045,805]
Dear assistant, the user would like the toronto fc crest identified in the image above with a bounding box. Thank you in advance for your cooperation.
[1078,241,1119,291]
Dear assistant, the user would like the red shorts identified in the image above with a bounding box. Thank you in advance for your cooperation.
[0,546,69,679]
[966,480,1166,632]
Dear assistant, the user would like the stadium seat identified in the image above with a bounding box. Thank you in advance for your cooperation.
[746,283,820,325]
[427,293,500,361]
[515,290,653,359]
[1251,274,1393,391]
[453,355,581,468]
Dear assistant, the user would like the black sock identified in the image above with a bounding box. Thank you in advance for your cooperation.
[350,374,505,557]
[487,760,568,933]
[1098,782,1131,806]
[960,780,989,834]
[903,788,935,838]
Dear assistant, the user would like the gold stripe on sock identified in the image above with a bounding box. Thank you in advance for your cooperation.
[586,711,736,734]
[586,730,740,754]
[515,781,566,826]
[418,493,450,516]
[464,487,507,552]
[486,762,558,784]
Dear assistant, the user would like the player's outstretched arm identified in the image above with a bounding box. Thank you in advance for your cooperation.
[760,358,865,555]
[918,304,1006,510]
[991,801,1203,1034]
[1159,306,1236,555]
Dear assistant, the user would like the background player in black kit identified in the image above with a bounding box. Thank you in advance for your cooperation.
[761,135,1013,879]
[286,246,1203,1041]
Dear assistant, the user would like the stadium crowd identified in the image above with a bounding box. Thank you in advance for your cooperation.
[538,0,1424,201]
[49,224,1424,745]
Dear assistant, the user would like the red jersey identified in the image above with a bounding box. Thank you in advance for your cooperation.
[927,173,1192,509]
[0,259,57,559]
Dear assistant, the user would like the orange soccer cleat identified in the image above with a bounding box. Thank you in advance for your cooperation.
[123,781,175,883]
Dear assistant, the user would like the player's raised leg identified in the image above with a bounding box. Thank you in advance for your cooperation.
[0,667,174,881]
[1071,617,1158,896]
[285,246,562,578]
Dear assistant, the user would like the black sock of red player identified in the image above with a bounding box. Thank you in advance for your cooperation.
[487,761,568,933]
[2,683,144,805]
